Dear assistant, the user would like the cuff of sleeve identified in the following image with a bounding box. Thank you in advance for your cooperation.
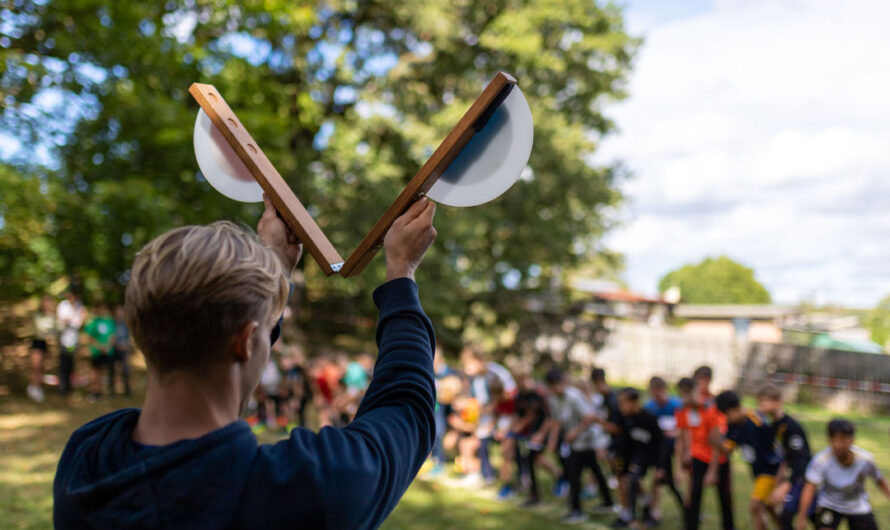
[373,277,422,317]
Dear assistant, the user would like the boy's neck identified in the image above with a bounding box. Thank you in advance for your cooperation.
[133,368,241,446]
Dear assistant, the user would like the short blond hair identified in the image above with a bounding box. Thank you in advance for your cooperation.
[125,221,288,372]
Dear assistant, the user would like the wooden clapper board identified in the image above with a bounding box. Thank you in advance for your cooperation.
[190,72,533,277]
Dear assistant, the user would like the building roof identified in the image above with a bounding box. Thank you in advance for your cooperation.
[674,304,800,320]
[593,291,666,304]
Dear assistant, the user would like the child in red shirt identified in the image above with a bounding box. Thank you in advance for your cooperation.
[675,377,734,530]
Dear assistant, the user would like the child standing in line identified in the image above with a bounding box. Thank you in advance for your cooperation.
[109,305,132,396]
[675,378,734,530]
[83,303,115,400]
[612,387,664,529]
[714,390,782,530]
[757,384,812,530]
[592,367,626,516]
[547,368,613,524]
[644,376,685,522]
[512,371,554,506]
[56,291,86,395]
[29,295,56,403]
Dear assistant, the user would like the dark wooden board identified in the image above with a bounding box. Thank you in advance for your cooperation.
[339,71,517,277]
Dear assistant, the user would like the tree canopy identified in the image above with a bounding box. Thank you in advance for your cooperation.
[867,294,890,350]
[658,255,772,305]
[1,0,637,350]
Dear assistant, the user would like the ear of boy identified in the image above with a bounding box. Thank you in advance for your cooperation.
[232,320,260,364]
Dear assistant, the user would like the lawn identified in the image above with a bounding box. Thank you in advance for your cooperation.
[2,387,889,529]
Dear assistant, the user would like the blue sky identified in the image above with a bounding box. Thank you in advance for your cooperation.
[598,0,890,307]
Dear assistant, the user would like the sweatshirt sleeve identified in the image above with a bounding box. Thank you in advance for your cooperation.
[318,278,436,528]
[248,278,436,530]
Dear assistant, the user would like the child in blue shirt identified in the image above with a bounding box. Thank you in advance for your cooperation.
[643,376,684,523]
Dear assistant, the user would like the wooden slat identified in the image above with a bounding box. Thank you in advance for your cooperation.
[339,71,517,277]
[189,84,344,275]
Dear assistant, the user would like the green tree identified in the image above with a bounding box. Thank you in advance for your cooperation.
[658,255,771,305]
[1,1,637,349]
[867,295,890,350]
[0,165,65,298]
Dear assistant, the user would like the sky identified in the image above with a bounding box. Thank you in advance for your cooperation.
[598,0,890,307]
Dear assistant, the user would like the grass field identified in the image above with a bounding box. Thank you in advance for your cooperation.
[384,403,890,529]
[2,386,889,529]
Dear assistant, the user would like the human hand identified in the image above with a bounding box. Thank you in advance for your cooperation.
[383,197,437,281]
[769,481,791,508]
[257,195,302,271]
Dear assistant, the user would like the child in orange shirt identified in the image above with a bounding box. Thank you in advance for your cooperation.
[675,377,734,530]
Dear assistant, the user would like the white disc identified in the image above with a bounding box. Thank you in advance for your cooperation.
[193,109,264,203]
[427,87,533,207]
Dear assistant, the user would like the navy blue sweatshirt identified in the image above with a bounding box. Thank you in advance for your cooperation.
[53,278,436,529]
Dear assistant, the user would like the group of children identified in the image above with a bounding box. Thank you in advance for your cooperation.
[429,354,890,529]
[27,292,132,402]
[28,293,890,528]
[244,347,375,434]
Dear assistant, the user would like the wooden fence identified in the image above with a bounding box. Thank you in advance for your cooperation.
[583,322,890,412]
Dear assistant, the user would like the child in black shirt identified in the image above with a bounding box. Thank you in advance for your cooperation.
[757,384,812,530]
[613,387,664,528]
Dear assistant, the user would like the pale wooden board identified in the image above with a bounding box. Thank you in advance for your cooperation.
[189,84,343,275]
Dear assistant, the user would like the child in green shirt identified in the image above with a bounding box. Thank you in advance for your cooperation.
[84,303,115,399]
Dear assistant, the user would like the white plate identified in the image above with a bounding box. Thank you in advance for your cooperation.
[427,87,533,207]
[193,108,264,203]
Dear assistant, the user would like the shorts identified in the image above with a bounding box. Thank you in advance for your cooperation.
[90,356,108,369]
[814,507,878,530]
[31,339,48,352]
[609,452,627,476]
[626,458,651,477]
[781,481,805,517]
[751,474,777,503]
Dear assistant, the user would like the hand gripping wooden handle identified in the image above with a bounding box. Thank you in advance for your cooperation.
[339,71,517,277]
[189,84,344,275]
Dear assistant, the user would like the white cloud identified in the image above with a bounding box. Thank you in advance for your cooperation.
[600,0,890,307]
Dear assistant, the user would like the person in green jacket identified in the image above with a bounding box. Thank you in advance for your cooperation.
[84,303,115,400]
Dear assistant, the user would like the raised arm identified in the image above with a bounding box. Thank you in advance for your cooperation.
[249,199,438,530]
[319,198,438,527]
